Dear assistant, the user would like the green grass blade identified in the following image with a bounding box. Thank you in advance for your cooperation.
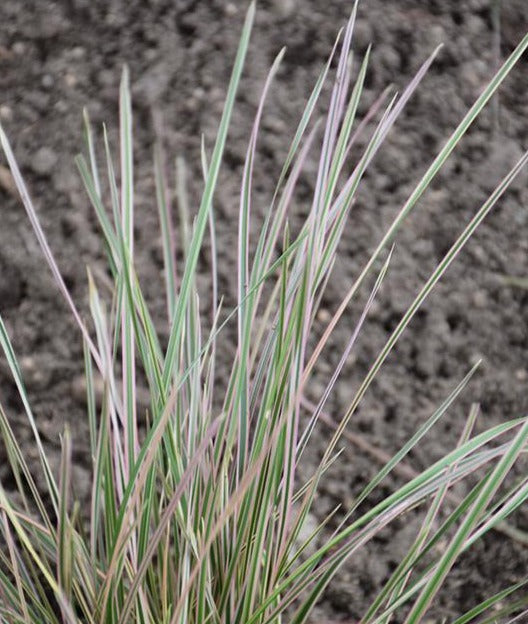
[405,418,528,623]
[162,2,255,388]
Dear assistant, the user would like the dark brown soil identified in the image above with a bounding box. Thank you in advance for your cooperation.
[1,1,528,622]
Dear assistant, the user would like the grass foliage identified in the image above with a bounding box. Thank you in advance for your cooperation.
[1,3,528,622]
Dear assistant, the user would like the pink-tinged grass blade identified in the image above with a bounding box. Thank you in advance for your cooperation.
[1,508,31,623]
[0,125,102,372]
[324,149,528,471]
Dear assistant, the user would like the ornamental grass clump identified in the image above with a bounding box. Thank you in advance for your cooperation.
[1,2,528,622]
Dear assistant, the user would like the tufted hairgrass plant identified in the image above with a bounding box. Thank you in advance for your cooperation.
[1,3,528,622]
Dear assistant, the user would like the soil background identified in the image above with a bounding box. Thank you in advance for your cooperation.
[1,1,528,622]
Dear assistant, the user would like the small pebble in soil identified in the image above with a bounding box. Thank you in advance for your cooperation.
[70,46,86,60]
[19,355,53,391]
[515,369,527,381]
[30,147,58,176]
[272,0,296,18]
[472,290,487,308]
[0,164,17,197]
[12,41,26,55]
[429,24,447,48]
[0,105,13,121]
[41,74,54,89]
[224,2,237,16]
[64,73,77,88]
[316,308,331,323]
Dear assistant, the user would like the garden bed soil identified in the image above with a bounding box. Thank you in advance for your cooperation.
[1,1,528,622]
